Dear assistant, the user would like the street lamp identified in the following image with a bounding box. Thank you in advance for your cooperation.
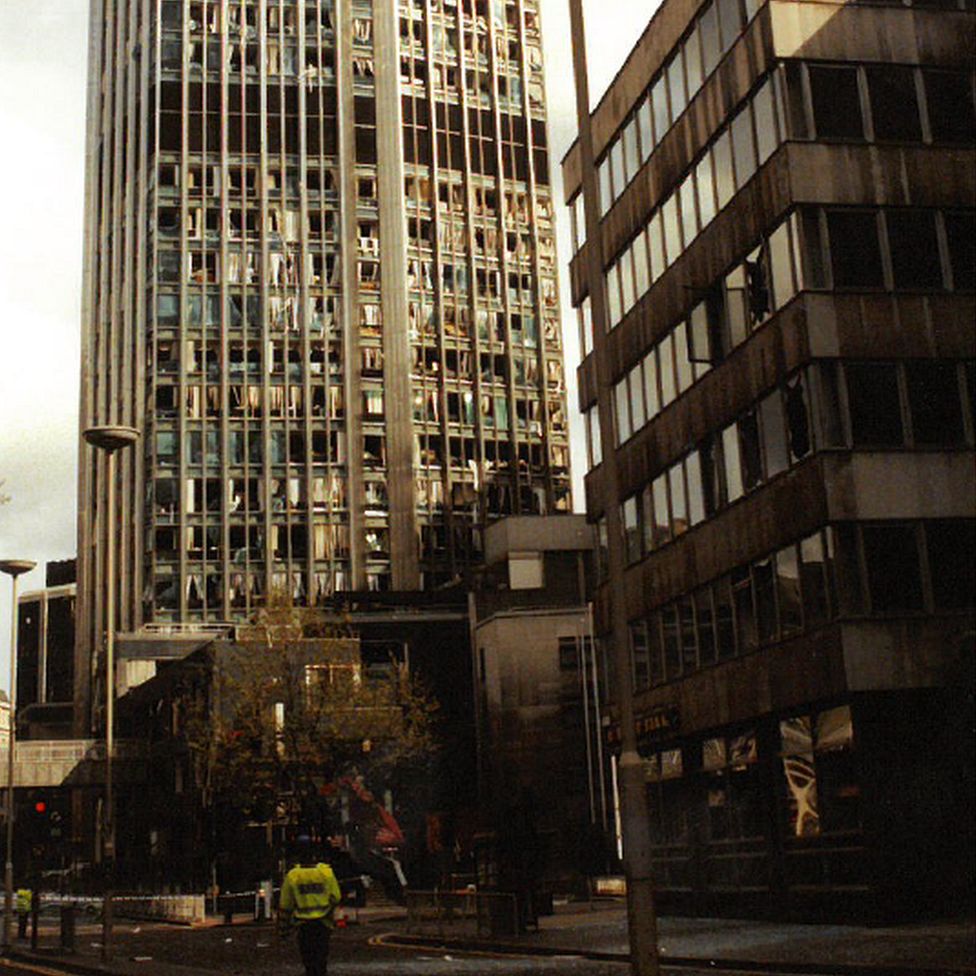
[83,424,139,962]
[0,557,36,953]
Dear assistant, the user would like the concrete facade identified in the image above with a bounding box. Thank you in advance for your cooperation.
[75,0,571,735]
[564,0,974,917]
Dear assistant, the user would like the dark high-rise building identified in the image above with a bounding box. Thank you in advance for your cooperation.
[76,0,571,728]
[566,0,974,916]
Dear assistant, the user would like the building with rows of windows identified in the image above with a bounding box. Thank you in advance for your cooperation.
[565,0,974,916]
[75,0,571,730]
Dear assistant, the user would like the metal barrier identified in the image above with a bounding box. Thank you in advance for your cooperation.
[404,889,519,939]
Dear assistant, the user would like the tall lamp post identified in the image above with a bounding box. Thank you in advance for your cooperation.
[1,557,36,953]
[83,424,139,962]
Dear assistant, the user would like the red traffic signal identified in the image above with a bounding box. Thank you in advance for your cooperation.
[34,801,46,814]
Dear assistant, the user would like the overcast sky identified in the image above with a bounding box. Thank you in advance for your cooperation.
[0,0,660,688]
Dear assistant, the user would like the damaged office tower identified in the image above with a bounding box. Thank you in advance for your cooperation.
[76,0,571,727]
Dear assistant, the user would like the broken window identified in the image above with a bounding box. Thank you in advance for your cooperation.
[866,65,921,143]
[862,524,923,612]
[809,65,864,140]
[826,210,883,289]
[905,361,964,446]
[845,363,904,447]
[886,210,943,290]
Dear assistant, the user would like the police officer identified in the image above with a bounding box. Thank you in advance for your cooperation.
[278,836,342,976]
[15,888,31,940]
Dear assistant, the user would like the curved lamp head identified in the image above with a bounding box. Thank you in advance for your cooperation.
[0,559,36,578]
[83,425,140,453]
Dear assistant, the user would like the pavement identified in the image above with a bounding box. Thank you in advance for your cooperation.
[1,900,973,976]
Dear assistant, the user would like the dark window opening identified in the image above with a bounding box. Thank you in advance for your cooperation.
[866,65,922,142]
[862,524,923,612]
[925,519,976,610]
[905,361,964,446]
[845,363,904,447]
[826,211,884,288]
[886,210,943,290]
[809,65,864,140]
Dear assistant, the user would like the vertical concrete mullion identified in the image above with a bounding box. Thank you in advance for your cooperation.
[133,0,153,630]
[219,0,232,622]
[456,5,487,542]
[485,6,520,514]
[258,0,273,610]
[178,0,190,620]
[76,0,108,734]
[375,0,418,590]
[516,2,557,514]
[337,0,364,589]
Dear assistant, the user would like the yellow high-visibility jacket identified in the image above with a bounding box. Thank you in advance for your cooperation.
[15,889,31,914]
[279,862,341,926]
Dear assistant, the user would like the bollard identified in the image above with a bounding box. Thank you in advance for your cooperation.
[221,896,233,925]
[60,905,76,952]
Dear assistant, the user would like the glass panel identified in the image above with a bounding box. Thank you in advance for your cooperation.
[674,321,694,393]
[651,75,670,144]
[696,152,717,227]
[713,132,735,210]
[629,363,646,431]
[633,230,650,297]
[668,52,687,120]
[599,157,612,215]
[769,219,795,308]
[722,423,744,501]
[684,27,703,95]
[700,2,721,77]
[753,77,778,164]
[658,333,676,405]
[731,107,757,188]
[648,213,666,281]
[680,177,698,246]
[611,139,626,199]
[944,211,976,290]
[760,390,790,478]
[615,378,632,443]
[624,118,640,183]
[620,247,636,313]
[717,0,742,52]
[606,263,622,327]
[669,464,688,535]
[686,451,705,525]
[653,473,671,543]
[663,195,682,266]
[643,350,660,418]
[623,496,641,563]
[638,96,654,160]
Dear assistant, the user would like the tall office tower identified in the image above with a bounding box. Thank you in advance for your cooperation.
[76,0,570,727]
[565,0,974,916]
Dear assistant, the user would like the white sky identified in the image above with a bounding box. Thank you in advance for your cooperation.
[0,0,660,688]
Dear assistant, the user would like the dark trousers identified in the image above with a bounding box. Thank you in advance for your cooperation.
[296,920,332,976]
[17,913,28,939]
